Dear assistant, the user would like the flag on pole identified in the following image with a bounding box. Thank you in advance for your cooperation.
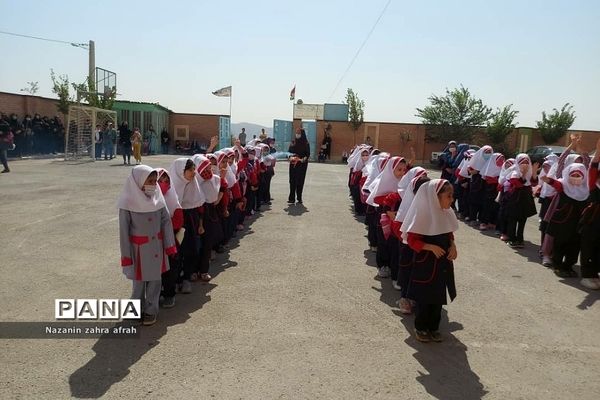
[290,85,296,101]
[212,86,232,97]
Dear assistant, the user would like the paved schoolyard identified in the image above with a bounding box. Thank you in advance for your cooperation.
[0,156,599,399]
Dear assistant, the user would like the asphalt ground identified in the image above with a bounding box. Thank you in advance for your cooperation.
[0,156,599,399]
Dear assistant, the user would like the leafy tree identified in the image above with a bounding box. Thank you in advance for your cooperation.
[486,105,519,149]
[20,81,39,95]
[416,85,492,142]
[345,88,364,143]
[50,69,73,116]
[72,76,116,110]
[536,103,576,144]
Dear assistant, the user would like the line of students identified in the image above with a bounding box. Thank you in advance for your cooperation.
[117,140,277,325]
[441,137,600,290]
[347,138,600,341]
[348,144,459,343]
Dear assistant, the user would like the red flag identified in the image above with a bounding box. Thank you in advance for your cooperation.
[289,85,296,101]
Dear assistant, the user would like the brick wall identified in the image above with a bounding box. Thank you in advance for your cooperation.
[313,119,600,163]
[0,91,63,121]
[315,120,432,163]
[169,113,222,145]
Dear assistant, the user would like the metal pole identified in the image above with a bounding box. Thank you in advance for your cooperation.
[89,40,95,90]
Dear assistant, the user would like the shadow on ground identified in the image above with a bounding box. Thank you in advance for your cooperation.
[69,283,214,398]
[285,204,309,216]
[557,278,600,310]
[68,201,267,398]
[395,310,488,400]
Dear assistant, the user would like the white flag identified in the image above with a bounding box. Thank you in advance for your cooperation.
[212,86,232,97]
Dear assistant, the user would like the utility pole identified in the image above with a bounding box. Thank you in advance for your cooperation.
[88,40,95,91]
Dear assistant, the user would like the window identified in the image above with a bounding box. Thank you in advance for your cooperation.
[119,110,129,126]
[143,111,152,132]
[132,111,141,130]
[174,125,189,140]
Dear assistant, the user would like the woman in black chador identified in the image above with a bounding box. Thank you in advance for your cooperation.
[288,128,310,204]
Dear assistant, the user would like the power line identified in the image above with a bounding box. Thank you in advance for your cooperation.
[327,0,392,102]
[0,30,88,48]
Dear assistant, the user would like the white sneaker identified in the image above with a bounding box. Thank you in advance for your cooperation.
[181,280,192,294]
[392,280,402,291]
[377,266,391,278]
[580,278,600,290]
[542,256,553,267]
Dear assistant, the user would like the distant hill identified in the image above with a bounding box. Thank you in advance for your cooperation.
[231,122,272,137]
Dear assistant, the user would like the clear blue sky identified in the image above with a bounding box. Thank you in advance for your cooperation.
[1,0,599,130]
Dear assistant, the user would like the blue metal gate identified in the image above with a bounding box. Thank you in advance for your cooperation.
[302,120,317,160]
[219,116,231,150]
[273,119,293,155]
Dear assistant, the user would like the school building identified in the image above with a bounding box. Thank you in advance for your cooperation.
[1,91,598,163]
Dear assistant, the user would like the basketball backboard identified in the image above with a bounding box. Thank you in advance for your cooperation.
[95,67,117,97]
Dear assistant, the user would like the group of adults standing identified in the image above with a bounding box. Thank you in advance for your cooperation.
[101,121,171,165]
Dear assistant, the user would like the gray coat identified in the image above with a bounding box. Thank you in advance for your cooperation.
[119,207,177,281]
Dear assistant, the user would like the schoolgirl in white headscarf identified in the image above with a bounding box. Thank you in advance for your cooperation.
[117,165,177,325]
[168,157,205,292]
[156,167,185,306]
[193,154,221,204]
[496,158,515,242]
[455,149,476,219]
[541,163,589,277]
[401,179,459,342]
[503,154,538,247]
[362,152,390,193]
[366,156,406,207]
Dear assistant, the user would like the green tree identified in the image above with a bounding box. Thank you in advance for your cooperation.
[50,69,73,116]
[20,81,39,95]
[72,76,117,110]
[536,103,576,144]
[416,85,492,142]
[486,105,519,150]
[345,88,364,144]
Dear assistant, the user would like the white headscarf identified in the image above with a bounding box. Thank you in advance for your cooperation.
[117,165,166,213]
[548,153,583,180]
[498,158,515,185]
[401,179,459,242]
[366,156,404,206]
[352,147,371,173]
[362,153,390,194]
[169,157,205,209]
[258,143,276,168]
[157,168,182,217]
[506,153,533,186]
[193,154,221,203]
[397,166,427,197]
[246,138,261,147]
[214,150,237,185]
[539,158,557,198]
[347,145,368,169]
[545,154,559,165]
[481,153,505,178]
[361,150,385,175]
[468,145,493,172]
[458,149,477,178]
[395,169,428,223]
[222,148,239,178]
[559,163,589,201]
